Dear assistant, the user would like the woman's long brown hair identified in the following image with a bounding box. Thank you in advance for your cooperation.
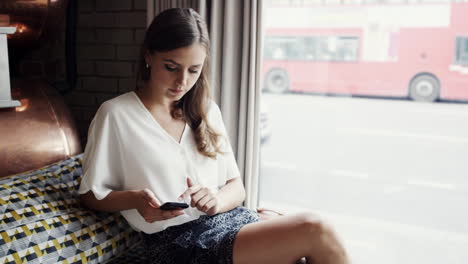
[136,8,222,158]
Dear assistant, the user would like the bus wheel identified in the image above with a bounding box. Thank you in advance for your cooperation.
[265,68,289,94]
[409,74,440,102]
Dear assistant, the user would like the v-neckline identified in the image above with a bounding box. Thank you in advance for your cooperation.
[132,91,187,145]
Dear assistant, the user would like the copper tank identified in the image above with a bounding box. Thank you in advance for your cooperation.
[0,0,82,178]
[0,79,82,178]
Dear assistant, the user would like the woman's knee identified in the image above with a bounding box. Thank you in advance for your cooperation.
[295,212,343,248]
[295,212,327,236]
[295,212,349,263]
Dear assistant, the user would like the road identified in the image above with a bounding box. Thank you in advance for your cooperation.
[258,93,468,264]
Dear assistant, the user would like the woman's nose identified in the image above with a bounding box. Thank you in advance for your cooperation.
[176,71,188,87]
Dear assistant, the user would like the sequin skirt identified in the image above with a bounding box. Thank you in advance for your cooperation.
[142,207,260,264]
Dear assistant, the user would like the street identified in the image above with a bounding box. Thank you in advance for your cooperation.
[258,93,468,264]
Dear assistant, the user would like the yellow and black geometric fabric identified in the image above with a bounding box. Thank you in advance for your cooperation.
[0,154,145,264]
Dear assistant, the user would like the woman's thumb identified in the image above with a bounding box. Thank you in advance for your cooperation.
[143,188,160,208]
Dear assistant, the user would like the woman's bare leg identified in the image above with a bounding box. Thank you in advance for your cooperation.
[232,212,349,264]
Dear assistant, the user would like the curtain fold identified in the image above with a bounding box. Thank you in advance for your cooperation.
[207,0,262,209]
[147,0,203,26]
[206,0,263,209]
[145,0,263,209]
[239,0,263,209]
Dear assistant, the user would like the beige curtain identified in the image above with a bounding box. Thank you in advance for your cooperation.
[146,0,263,209]
[147,0,204,25]
[207,0,263,209]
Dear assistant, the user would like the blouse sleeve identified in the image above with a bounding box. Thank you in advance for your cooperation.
[78,103,123,200]
[208,101,241,183]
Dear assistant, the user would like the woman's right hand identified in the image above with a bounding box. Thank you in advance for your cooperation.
[135,188,185,223]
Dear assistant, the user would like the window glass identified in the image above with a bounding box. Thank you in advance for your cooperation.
[264,37,304,60]
[259,1,468,264]
[264,36,359,61]
[455,37,468,65]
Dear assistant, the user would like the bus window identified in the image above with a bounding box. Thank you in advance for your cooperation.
[455,36,468,65]
[264,36,306,60]
[337,37,359,61]
[317,37,334,61]
[304,37,318,60]
[316,36,359,62]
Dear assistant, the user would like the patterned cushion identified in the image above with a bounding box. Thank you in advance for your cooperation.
[0,154,144,264]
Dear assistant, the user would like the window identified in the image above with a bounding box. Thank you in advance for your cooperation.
[259,1,468,264]
[317,36,359,61]
[455,36,468,65]
[264,37,304,60]
[264,36,359,61]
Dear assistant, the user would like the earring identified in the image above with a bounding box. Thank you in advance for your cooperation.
[145,63,149,68]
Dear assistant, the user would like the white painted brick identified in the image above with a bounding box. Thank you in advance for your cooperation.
[83,107,99,122]
[93,13,117,27]
[96,0,132,11]
[116,12,147,28]
[77,60,95,75]
[77,29,96,43]
[78,0,95,13]
[71,106,97,122]
[117,45,141,60]
[78,45,115,60]
[96,29,134,44]
[135,29,146,44]
[81,77,119,92]
[93,12,146,28]
[119,78,137,92]
[96,93,118,106]
[134,0,147,10]
[96,61,134,77]
[65,91,96,107]
[78,13,96,28]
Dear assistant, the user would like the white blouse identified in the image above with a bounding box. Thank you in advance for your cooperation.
[78,91,240,234]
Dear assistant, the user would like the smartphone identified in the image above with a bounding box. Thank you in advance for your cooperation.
[160,202,189,210]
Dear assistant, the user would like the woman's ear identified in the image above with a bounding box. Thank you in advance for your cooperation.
[144,50,152,66]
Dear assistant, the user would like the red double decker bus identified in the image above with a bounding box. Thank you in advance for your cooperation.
[261,1,468,102]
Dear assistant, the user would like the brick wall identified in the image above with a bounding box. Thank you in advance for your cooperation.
[66,0,147,146]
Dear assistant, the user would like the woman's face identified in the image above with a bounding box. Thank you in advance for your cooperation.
[145,43,206,101]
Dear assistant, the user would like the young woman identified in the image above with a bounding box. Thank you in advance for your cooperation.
[79,8,349,264]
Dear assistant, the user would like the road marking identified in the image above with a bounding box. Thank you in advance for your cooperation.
[342,128,468,143]
[262,160,298,171]
[412,108,468,117]
[331,169,370,179]
[382,185,407,194]
[263,164,459,191]
[407,179,456,190]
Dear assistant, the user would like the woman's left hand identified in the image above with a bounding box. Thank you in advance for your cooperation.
[179,178,222,216]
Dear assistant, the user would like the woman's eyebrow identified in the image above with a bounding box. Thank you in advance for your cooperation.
[163,59,202,67]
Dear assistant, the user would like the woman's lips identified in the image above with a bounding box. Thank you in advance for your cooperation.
[169,89,183,94]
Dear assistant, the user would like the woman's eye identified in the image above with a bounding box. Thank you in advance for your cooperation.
[189,69,199,74]
[164,65,177,72]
